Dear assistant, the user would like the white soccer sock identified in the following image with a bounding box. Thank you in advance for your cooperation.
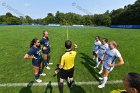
[96,61,100,68]
[102,77,108,86]
[100,64,103,71]
[96,58,98,64]
[93,56,95,59]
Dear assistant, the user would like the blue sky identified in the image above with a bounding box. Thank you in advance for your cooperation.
[0,0,136,19]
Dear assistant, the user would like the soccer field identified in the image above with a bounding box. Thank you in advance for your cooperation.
[0,26,140,93]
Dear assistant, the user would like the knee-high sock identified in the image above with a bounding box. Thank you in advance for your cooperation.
[96,58,98,64]
[69,80,74,87]
[48,56,50,62]
[102,77,108,86]
[96,61,100,67]
[44,59,49,66]
[34,74,39,80]
[100,64,103,72]
[59,82,63,93]
[39,68,43,74]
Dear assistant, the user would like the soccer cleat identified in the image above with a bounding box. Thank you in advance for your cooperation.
[68,81,75,88]
[48,62,53,65]
[98,84,105,88]
[46,66,50,70]
[40,73,46,76]
[99,70,103,74]
[36,79,42,83]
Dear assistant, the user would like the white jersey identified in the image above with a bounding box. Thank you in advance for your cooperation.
[103,48,121,71]
[93,40,101,52]
[98,43,109,60]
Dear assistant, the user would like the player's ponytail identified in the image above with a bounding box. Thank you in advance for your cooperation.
[103,38,108,43]
[43,30,46,37]
[110,41,119,49]
[96,36,101,40]
[43,30,48,37]
[30,38,38,48]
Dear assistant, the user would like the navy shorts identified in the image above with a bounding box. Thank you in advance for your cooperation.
[32,58,42,67]
[43,49,50,54]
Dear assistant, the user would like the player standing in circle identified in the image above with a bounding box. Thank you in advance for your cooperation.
[94,38,109,74]
[40,31,53,70]
[58,40,77,93]
[98,41,124,88]
[24,38,46,83]
[93,36,101,68]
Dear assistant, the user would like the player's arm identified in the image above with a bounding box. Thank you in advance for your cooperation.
[59,55,65,69]
[54,56,64,74]
[103,51,107,61]
[73,44,78,51]
[113,56,124,67]
[110,50,124,67]
[108,56,124,67]
[40,39,47,50]
[42,46,47,50]
[24,54,33,59]
[24,49,34,59]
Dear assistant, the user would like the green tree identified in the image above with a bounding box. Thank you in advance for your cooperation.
[6,17,22,25]
[43,13,55,25]
[25,16,33,24]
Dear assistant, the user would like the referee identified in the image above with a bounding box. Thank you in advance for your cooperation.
[58,40,77,93]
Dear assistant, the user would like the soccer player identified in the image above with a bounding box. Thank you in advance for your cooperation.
[93,36,101,67]
[98,41,124,88]
[94,38,109,74]
[123,72,140,93]
[24,38,46,83]
[111,72,140,93]
[58,40,77,93]
[40,31,53,70]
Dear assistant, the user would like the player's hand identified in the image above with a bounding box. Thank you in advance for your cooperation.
[55,70,59,74]
[108,63,114,67]
[74,44,78,48]
[43,47,47,50]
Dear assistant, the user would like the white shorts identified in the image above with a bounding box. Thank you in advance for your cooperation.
[103,61,114,72]
[93,50,99,54]
[98,52,104,60]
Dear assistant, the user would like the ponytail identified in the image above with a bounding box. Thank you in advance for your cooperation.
[96,36,101,40]
[110,41,119,49]
[43,30,48,37]
[103,38,108,43]
[30,38,38,48]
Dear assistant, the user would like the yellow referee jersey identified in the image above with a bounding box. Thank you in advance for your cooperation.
[60,51,77,70]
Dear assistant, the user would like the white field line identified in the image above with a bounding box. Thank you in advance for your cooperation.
[66,26,69,40]
[0,80,123,87]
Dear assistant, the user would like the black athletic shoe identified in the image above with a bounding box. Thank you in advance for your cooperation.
[68,81,75,88]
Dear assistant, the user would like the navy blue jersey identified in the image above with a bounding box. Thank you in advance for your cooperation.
[40,37,50,49]
[27,46,42,62]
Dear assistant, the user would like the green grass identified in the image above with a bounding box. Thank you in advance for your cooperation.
[0,26,140,93]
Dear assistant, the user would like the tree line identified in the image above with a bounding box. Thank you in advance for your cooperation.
[0,0,139,26]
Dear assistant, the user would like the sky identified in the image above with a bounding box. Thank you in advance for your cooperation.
[0,0,137,19]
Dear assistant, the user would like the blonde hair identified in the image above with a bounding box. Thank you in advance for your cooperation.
[110,41,119,49]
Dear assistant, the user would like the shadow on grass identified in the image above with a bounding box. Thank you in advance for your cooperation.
[70,85,86,93]
[53,64,62,93]
[19,81,34,93]
[80,53,101,81]
[53,63,87,93]
[44,81,53,93]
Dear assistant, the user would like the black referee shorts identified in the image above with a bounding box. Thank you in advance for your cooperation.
[60,67,74,79]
